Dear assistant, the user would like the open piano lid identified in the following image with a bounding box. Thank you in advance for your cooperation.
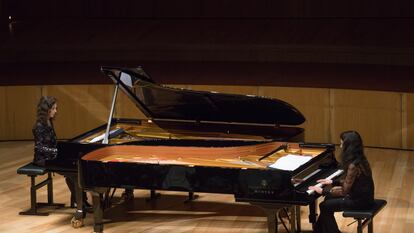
[101,66,305,126]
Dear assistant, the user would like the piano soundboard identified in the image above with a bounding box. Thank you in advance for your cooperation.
[81,141,324,170]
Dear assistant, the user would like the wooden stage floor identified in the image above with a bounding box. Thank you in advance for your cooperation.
[1,141,413,233]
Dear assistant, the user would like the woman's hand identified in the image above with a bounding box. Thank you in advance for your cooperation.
[308,185,323,194]
[316,179,333,185]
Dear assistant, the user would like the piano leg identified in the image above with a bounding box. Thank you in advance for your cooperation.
[263,207,278,233]
[250,202,297,233]
[75,179,84,211]
[146,189,161,202]
[91,188,108,233]
[184,192,199,203]
[309,200,318,230]
[295,205,301,233]
[60,172,85,228]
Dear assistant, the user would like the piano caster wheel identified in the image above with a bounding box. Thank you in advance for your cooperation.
[71,210,85,228]
[71,217,84,228]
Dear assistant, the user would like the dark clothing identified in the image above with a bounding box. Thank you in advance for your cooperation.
[32,120,87,208]
[315,195,354,233]
[33,121,57,166]
[315,163,375,233]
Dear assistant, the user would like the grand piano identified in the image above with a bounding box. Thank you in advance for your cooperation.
[54,66,341,232]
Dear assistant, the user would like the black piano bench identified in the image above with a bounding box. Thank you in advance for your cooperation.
[17,162,65,216]
[342,199,387,233]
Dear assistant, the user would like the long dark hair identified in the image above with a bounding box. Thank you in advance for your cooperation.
[340,130,372,176]
[34,96,57,126]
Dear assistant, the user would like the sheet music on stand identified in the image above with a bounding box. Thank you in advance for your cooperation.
[268,154,312,171]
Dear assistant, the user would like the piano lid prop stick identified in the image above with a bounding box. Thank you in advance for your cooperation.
[90,128,125,143]
[258,144,288,161]
[103,84,119,144]
[306,169,344,195]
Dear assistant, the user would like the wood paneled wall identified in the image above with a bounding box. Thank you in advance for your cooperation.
[407,94,414,149]
[42,85,113,138]
[0,86,39,140]
[331,90,404,148]
[0,85,412,150]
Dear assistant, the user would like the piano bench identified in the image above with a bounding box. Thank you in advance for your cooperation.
[17,162,65,216]
[342,199,387,233]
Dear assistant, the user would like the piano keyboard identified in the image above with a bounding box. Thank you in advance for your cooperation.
[306,169,344,195]
[294,169,321,188]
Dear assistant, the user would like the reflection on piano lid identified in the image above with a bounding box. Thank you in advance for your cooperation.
[90,128,125,143]
[101,66,306,127]
[120,72,134,87]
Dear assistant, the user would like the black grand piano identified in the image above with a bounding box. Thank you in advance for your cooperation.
[52,66,341,232]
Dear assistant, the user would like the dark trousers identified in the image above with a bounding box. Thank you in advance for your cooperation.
[35,159,87,207]
[65,176,88,205]
[314,196,357,233]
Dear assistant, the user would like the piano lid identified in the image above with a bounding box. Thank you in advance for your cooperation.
[101,66,305,126]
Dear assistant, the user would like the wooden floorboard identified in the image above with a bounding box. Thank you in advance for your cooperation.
[1,141,412,233]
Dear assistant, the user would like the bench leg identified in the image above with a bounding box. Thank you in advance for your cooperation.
[19,174,64,216]
[43,172,65,208]
[368,220,373,233]
[19,176,49,216]
[357,219,363,233]
[47,172,53,204]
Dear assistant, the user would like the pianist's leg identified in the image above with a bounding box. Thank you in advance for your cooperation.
[65,176,91,210]
[314,195,355,233]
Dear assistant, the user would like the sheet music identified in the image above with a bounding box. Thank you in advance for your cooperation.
[268,154,312,171]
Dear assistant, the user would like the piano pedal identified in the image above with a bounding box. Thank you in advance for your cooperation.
[278,208,290,219]
[278,208,292,233]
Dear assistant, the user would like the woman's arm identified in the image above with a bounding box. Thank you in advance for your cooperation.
[329,163,358,197]
[33,125,57,158]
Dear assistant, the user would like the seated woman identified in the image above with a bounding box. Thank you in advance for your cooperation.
[32,96,90,210]
[308,130,375,233]
[33,96,58,166]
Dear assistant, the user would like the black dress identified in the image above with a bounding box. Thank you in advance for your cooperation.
[314,162,375,233]
[33,121,57,166]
